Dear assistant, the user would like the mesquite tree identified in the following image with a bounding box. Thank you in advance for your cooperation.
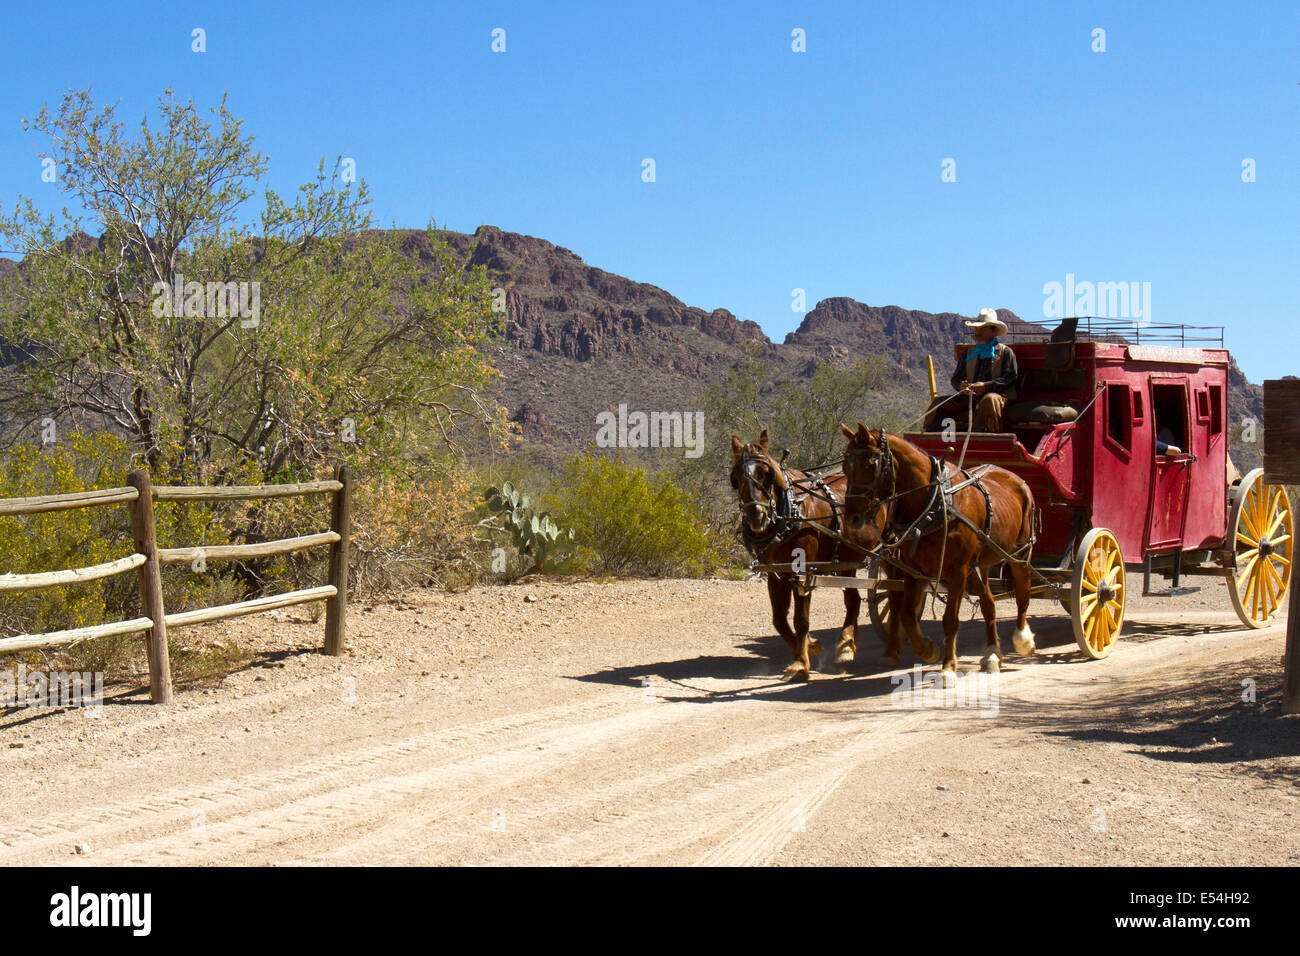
[0,88,504,487]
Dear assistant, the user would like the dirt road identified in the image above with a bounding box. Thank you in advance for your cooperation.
[1,576,1296,865]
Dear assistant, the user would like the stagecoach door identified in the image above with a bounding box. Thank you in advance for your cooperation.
[1146,380,1193,552]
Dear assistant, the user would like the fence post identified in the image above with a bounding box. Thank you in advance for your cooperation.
[324,464,352,655]
[127,469,172,704]
[1284,576,1300,716]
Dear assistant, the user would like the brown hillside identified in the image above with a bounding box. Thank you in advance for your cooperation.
[0,225,1266,468]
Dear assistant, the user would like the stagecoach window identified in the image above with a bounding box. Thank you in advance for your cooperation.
[1152,383,1188,453]
[1209,384,1224,437]
[1105,383,1132,452]
[1132,390,1144,422]
[1196,389,1211,423]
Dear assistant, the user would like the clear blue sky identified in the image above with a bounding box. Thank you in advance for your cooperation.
[0,0,1295,381]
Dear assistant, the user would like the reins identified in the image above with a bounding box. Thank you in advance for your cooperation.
[842,418,1043,598]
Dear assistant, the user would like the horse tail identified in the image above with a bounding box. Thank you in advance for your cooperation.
[990,468,1035,558]
[1017,480,1035,560]
[1011,476,1037,656]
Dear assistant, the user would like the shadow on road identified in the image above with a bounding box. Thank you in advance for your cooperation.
[569,614,1073,707]
[1008,656,1300,780]
[566,606,1299,780]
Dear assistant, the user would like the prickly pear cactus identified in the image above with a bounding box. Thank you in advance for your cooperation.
[484,482,573,571]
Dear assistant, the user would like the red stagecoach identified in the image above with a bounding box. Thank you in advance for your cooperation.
[857,317,1293,658]
[788,317,1291,660]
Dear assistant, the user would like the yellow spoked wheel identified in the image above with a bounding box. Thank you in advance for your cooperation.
[1072,528,1126,660]
[1227,469,1293,628]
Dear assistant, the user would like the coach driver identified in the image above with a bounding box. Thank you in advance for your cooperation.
[924,308,1019,433]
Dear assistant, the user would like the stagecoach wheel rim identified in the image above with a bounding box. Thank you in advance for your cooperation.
[1227,469,1293,629]
[867,563,891,644]
[1071,528,1125,660]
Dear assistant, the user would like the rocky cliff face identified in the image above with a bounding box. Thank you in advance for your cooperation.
[783,298,1000,371]
[0,225,1267,464]
[443,226,768,364]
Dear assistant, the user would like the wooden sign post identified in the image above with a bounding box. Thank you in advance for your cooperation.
[1263,380,1300,715]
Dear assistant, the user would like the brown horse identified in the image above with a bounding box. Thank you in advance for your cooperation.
[839,423,1036,674]
[730,431,864,681]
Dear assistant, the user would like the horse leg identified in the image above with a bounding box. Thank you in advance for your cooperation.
[901,576,940,665]
[975,563,1002,672]
[880,576,906,666]
[782,585,814,681]
[767,575,800,659]
[836,576,860,665]
[941,564,970,676]
[774,568,822,655]
[1009,560,1036,656]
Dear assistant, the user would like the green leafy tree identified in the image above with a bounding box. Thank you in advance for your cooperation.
[769,356,894,467]
[0,88,505,488]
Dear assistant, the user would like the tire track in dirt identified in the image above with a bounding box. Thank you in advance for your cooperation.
[46,691,712,865]
[293,694,923,865]
[0,691,634,863]
[1,577,1287,867]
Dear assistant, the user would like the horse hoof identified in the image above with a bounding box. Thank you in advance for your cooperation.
[941,669,958,689]
[982,653,1001,674]
[1012,625,1036,657]
[808,638,825,656]
[835,644,856,665]
[917,642,941,665]
[782,665,811,683]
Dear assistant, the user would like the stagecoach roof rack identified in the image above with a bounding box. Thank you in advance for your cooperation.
[1003,316,1225,348]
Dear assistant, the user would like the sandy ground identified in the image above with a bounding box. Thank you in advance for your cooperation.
[0,573,1296,866]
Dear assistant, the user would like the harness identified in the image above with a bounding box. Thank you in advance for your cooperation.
[845,433,1036,583]
[735,454,848,562]
[892,457,995,542]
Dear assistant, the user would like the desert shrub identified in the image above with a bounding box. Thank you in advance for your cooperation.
[347,463,484,596]
[0,432,131,638]
[0,432,238,680]
[550,451,715,577]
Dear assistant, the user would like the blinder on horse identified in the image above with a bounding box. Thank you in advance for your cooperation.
[844,429,996,548]
[732,451,843,559]
[844,430,896,519]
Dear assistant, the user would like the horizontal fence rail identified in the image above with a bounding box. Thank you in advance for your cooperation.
[0,553,146,592]
[152,479,343,502]
[156,531,341,566]
[0,617,156,656]
[163,585,338,630]
[0,464,353,703]
[0,486,139,516]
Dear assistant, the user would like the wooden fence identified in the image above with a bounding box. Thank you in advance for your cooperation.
[0,465,353,704]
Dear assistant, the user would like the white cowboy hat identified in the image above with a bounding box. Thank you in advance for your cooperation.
[964,307,1008,336]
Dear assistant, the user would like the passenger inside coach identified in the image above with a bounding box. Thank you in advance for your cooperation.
[1152,386,1186,456]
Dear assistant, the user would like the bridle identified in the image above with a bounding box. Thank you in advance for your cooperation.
[731,448,848,560]
[844,430,897,524]
[732,451,790,536]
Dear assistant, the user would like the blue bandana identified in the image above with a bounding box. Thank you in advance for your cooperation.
[972,337,999,360]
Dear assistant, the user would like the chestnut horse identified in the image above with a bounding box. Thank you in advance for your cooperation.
[730,431,864,681]
[839,423,1036,673]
